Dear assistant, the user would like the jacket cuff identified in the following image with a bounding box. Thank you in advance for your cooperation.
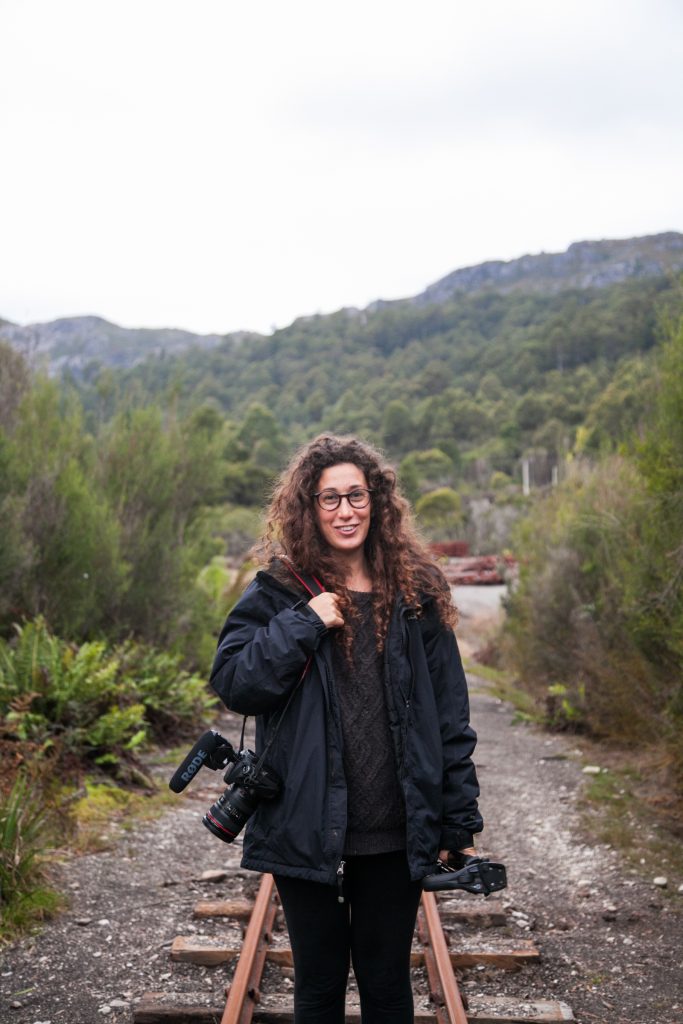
[439,827,475,852]
[293,601,329,643]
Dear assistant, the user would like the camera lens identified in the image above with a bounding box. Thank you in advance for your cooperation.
[202,786,257,843]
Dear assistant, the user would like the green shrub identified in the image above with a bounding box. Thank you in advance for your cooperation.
[415,487,463,539]
[502,457,668,739]
[0,618,216,771]
[0,774,61,939]
[115,641,218,737]
[502,418,683,794]
[399,449,456,503]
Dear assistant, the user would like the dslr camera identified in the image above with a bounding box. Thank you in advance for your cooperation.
[169,729,282,842]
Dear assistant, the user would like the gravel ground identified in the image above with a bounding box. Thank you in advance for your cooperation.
[1,590,682,1024]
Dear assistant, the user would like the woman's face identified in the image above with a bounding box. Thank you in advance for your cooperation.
[314,462,372,557]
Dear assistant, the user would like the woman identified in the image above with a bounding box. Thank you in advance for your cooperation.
[210,434,483,1024]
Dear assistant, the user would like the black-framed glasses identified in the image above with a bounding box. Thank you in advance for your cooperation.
[314,487,373,511]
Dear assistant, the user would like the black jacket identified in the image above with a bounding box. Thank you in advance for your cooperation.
[209,568,483,884]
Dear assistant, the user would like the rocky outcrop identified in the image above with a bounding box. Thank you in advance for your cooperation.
[413,231,683,305]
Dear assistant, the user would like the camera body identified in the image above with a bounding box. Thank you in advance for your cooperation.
[169,730,282,843]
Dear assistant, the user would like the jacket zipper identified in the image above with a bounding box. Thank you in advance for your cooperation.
[320,657,348,884]
[336,859,346,903]
[401,612,415,760]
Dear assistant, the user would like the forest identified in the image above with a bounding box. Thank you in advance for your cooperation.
[71,277,678,480]
[1,269,682,934]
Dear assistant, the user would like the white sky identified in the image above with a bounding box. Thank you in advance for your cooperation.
[1,0,682,336]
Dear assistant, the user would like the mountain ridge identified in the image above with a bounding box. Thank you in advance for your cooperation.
[411,230,683,306]
[2,231,682,373]
[0,315,255,374]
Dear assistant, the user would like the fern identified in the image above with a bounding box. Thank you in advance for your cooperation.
[0,619,215,769]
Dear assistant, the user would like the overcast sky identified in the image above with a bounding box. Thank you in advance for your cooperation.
[1,0,682,336]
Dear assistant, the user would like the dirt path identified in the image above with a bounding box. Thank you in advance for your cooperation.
[1,591,682,1024]
[451,583,507,659]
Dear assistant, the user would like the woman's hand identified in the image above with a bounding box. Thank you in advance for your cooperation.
[308,592,344,629]
[439,846,477,864]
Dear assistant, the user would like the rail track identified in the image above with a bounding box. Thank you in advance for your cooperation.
[134,870,575,1023]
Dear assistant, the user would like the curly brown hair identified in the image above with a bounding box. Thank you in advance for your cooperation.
[253,434,457,653]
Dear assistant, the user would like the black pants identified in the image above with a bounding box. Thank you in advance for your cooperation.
[274,851,423,1024]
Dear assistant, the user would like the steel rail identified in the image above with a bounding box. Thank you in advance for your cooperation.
[221,872,278,1024]
[418,890,469,1024]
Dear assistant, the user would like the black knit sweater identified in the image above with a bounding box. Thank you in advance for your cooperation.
[331,591,406,856]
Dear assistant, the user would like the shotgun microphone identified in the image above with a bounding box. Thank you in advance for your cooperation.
[168,730,234,793]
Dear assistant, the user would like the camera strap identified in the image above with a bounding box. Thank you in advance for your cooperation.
[250,561,325,773]
[281,559,325,598]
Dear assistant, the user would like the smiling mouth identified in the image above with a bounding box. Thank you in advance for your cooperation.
[335,524,359,533]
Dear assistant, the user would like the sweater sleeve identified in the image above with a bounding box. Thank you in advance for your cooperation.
[420,609,484,849]
[210,579,328,716]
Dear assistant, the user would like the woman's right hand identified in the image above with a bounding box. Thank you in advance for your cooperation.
[308,592,344,629]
